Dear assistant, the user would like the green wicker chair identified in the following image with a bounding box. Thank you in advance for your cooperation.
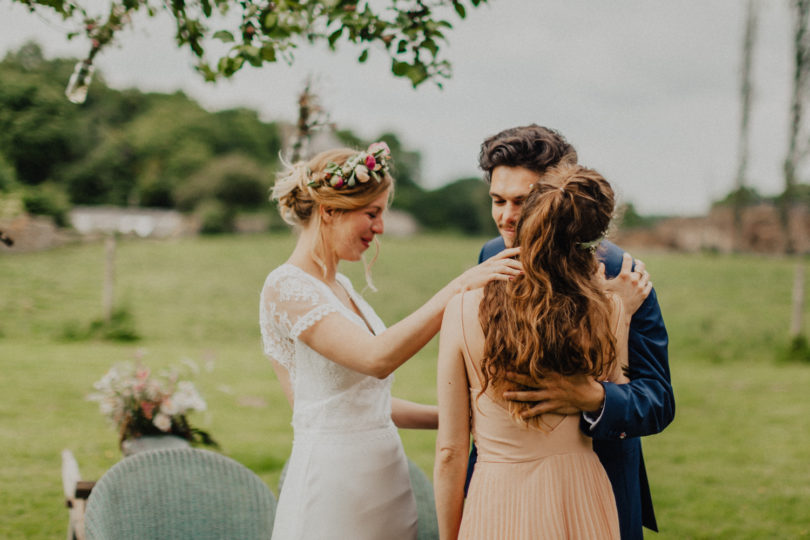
[407,458,440,540]
[277,456,438,540]
[84,447,276,540]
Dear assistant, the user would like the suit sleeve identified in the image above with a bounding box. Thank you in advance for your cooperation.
[478,236,505,264]
[582,287,675,439]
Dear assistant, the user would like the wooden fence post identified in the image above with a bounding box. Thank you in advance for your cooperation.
[103,233,116,324]
[790,260,805,338]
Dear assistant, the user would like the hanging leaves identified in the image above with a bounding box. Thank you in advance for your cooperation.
[15,0,488,89]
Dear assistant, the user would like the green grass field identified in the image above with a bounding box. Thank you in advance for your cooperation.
[2,233,809,538]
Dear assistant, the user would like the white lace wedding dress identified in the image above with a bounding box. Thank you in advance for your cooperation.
[260,263,418,540]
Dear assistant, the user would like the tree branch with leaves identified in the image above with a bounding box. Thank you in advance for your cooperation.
[13,0,488,102]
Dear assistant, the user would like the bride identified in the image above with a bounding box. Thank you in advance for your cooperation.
[260,142,521,539]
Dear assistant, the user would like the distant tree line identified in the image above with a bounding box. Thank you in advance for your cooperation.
[0,42,496,235]
[713,184,810,210]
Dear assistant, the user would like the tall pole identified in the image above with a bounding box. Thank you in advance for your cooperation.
[791,263,806,339]
[783,0,810,255]
[733,0,758,251]
[290,77,330,163]
[103,233,116,324]
[786,0,810,342]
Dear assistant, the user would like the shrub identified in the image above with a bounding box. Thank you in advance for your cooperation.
[408,178,496,235]
[0,154,17,192]
[21,183,70,226]
[61,306,141,342]
[196,199,235,234]
[137,174,175,208]
[778,334,810,363]
[174,153,269,211]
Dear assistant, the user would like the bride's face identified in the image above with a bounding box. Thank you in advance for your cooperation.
[323,190,389,262]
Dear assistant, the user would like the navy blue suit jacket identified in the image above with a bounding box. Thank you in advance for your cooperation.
[474,236,674,539]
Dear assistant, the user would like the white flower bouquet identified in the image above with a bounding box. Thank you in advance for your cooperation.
[88,359,217,448]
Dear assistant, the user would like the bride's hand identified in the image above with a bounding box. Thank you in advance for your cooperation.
[455,247,522,291]
[597,252,652,315]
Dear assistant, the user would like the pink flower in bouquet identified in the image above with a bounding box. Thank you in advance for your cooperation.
[141,401,156,420]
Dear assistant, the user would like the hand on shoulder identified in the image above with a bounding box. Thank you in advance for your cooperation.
[456,247,522,292]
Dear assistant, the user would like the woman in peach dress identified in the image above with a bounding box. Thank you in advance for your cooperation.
[434,164,650,540]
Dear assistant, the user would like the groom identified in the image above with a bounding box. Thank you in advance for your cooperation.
[472,124,674,539]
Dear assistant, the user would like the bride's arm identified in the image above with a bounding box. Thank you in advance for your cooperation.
[434,295,470,540]
[391,398,438,429]
[300,248,521,379]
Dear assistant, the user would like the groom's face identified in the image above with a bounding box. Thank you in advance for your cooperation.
[489,166,542,247]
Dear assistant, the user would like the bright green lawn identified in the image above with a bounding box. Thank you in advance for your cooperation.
[1,233,809,538]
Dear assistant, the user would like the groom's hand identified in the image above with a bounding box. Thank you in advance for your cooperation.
[503,372,605,418]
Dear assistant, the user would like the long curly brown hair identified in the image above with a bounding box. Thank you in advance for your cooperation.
[478,164,616,428]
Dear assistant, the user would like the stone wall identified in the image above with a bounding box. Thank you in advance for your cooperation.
[0,214,76,253]
[69,206,192,238]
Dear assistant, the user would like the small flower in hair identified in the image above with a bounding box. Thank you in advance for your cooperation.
[368,141,391,158]
[355,164,370,183]
[365,154,377,171]
[577,234,606,253]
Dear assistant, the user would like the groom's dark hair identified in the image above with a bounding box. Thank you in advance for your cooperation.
[479,124,578,183]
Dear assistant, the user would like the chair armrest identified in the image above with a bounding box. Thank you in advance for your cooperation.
[75,481,95,500]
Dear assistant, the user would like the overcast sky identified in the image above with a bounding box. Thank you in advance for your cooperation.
[0,1,796,216]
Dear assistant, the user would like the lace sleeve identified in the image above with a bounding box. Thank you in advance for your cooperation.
[259,267,338,371]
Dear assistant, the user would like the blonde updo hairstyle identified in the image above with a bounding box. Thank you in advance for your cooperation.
[271,148,395,286]
[272,148,393,225]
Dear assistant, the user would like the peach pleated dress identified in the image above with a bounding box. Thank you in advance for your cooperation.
[457,292,620,540]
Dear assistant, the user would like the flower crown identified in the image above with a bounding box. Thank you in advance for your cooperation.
[308,141,392,189]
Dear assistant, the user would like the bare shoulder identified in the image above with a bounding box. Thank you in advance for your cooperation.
[463,287,485,310]
[459,288,486,346]
[445,288,484,318]
[440,291,472,342]
[443,292,463,320]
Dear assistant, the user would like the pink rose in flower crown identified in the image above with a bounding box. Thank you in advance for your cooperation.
[365,154,376,171]
[368,141,391,157]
